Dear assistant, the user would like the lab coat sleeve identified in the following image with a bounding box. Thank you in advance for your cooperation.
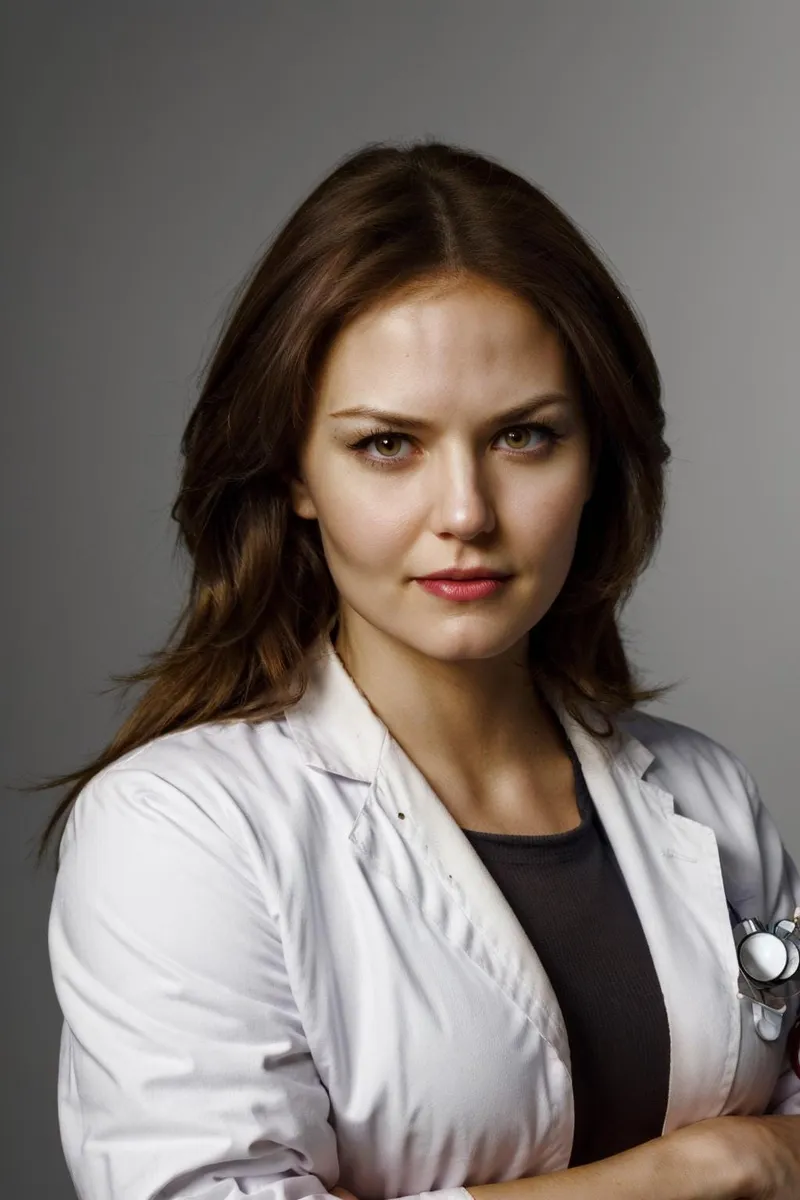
[732,755,800,1116]
[48,766,472,1200]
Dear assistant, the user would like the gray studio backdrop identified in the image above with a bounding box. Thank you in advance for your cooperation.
[3,2,799,1194]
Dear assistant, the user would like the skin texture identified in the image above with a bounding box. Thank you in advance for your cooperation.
[290,273,596,827]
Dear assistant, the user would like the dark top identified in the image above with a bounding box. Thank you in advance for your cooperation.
[461,722,671,1168]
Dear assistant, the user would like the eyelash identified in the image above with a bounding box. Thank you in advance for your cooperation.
[345,422,565,469]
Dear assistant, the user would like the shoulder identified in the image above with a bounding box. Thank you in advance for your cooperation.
[49,720,313,1018]
[614,708,793,909]
[615,705,761,822]
[618,705,752,780]
[614,706,785,891]
[62,716,313,881]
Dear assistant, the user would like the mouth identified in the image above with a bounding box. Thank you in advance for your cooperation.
[414,575,511,602]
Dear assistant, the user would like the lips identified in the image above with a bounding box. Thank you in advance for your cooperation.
[415,576,510,602]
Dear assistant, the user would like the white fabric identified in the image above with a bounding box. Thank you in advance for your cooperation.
[49,638,800,1199]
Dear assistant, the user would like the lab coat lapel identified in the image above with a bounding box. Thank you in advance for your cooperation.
[559,706,741,1130]
[287,638,572,1061]
[362,729,573,1061]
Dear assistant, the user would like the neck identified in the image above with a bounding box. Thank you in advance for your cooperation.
[332,615,563,781]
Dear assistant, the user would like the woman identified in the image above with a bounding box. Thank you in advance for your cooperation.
[41,139,800,1199]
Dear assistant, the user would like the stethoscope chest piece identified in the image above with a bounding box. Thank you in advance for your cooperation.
[739,928,799,984]
[732,911,800,1041]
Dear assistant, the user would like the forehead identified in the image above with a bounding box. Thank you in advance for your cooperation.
[315,279,571,415]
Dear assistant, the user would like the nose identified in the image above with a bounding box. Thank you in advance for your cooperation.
[431,449,496,540]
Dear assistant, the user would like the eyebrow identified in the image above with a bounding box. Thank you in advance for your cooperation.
[328,391,576,430]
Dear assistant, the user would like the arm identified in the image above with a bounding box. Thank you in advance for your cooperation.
[464,1124,746,1200]
[48,766,466,1200]
[44,758,777,1200]
[335,1118,749,1200]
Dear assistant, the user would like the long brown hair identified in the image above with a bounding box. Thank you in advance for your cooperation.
[32,137,677,867]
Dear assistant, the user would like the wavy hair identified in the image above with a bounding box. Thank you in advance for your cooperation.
[33,137,677,866]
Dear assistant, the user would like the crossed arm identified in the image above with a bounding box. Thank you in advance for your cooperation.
[333,1113,800,1200]
[48,764,800,1200]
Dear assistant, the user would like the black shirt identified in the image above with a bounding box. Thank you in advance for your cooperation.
[461,725,671,1167]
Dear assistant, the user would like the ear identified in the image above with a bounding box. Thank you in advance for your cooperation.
[289,473,318,520]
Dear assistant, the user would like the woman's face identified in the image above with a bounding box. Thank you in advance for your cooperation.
[290,275,595,665]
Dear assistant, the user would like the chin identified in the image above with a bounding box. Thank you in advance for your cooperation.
[395,623,531,664]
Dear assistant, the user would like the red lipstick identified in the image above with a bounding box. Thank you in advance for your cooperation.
[415,567,512,602]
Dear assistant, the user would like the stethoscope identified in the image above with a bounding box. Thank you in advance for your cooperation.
[728,900,800,1064]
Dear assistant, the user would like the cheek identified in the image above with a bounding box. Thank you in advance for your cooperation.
[314,478,419,571]
[506,471,587,556]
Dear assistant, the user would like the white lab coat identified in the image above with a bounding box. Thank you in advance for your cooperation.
[49,637,800,1200]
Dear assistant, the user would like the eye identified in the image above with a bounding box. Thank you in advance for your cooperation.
[367,433,410,459]
[501,426,536,450]
[496,422,562,452]
[346,429,413,464]
[345,420,564,469]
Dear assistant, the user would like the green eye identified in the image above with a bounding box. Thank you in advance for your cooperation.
[372,435,406,457]
[496,422,561,452]
[346,421,563,469]
[502,428,534,449]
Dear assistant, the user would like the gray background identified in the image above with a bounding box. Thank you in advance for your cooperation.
[3,1,799,1193]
